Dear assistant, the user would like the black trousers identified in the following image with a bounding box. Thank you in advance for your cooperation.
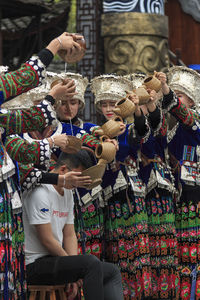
[26,254,123,300]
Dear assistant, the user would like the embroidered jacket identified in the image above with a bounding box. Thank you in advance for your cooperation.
[136,106,175,194]
[89,114,150,202]
[0,54,47,104]
[162,89,200,187]
[0,50,56,182]
[19,121,101,192]
[2,99,57,181]
[0,49,54,214]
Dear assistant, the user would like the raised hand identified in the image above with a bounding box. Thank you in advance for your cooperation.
[104,138,119,151]
[145,89,157,112]
[64,171,92,189]
[126,91,139,106]
[47,133,69,151]
[49,78,77,101]
[155,71,170,95]
[58,32,82,53]
[57,32,85,63]
[126,91,141,117]
[46,32,82,56]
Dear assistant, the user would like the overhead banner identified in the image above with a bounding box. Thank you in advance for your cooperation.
[103,0,165,14]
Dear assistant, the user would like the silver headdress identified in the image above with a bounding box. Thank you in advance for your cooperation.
[129,73,146,89]
[47,71,88,109]
[167,66,200,112]
[90,74,133,110]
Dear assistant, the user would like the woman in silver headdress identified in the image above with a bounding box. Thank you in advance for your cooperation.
[90,74,153,299]
[159,67,200,300]
[0,32,84,300]
[129,73,179,300]
[14,72,113,299]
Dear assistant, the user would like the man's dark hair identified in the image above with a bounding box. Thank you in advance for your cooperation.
[54,148,95,170]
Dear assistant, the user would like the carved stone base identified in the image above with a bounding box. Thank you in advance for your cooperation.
[101,12,169,75]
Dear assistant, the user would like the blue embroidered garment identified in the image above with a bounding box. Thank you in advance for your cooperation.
[168,122,200,187]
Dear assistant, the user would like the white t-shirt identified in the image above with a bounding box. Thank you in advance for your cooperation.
[23,184,74,265]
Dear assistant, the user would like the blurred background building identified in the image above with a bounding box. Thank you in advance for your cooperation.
[0,0,200,122]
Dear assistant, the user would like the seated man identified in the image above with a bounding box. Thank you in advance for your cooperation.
[23,149,123,300]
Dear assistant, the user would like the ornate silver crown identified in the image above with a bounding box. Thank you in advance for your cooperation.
[129,73,146,89]
[46,71,88,109]
[167,66,200,112]
[90,74,133,110]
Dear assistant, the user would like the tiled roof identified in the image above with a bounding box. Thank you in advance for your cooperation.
[1,0,70,32]
[18,0,48,5]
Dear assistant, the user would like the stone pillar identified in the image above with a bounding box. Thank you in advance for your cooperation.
[101,12,169,75]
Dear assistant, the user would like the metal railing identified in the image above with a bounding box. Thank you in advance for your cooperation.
[168,49,186,66]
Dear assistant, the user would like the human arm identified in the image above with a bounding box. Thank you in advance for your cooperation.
[141,88,163,132]
[0,55,47,104]
[157,71,200,128]
[46,32,81,57]
[169,99,200,127]
[163,90,199,128]
[0,32,82,104]
[19,164,60,192]
[35,223,68,256]
[79,131,100,150]
[125,91,150,140]
[63,224,78,255]
[0,97,57,136]
[146,87,167,137]
[148,106,168,137]
[19,164,92,193]
[128,114,150,146]
[127,92,150,144]
[5,133,68,168]
[5,135,51,166]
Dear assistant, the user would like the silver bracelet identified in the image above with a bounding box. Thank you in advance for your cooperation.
[63,175,66,187]
[56,37,63,48]
[50,136,55,148]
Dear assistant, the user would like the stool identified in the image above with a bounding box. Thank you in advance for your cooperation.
[28,285,67,300]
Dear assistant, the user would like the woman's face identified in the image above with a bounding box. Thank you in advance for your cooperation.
[175,90,194,108]
[56,98,80,120]
[100,100,116,120]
